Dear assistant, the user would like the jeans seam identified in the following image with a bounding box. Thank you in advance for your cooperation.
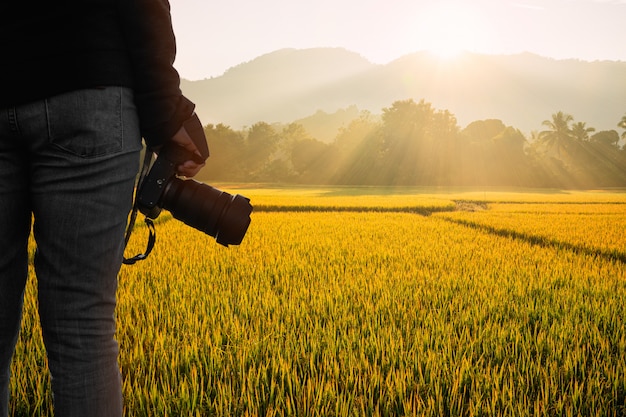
[7,108,20,137]
[118,86,124,151]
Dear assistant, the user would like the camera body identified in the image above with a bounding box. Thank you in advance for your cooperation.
[136,114,252,246]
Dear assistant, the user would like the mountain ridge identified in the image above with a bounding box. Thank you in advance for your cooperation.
[180,48,626,135]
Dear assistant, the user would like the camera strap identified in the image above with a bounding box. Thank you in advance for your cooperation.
[122,150,157,265]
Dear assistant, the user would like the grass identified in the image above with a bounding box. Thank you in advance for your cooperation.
[8,186,626,416]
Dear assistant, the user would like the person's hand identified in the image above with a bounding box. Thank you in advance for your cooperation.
[169,125,205,177]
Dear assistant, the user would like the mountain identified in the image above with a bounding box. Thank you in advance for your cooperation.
[180,48,626,136]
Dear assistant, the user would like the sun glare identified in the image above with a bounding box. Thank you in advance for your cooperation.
[416,3,489,60]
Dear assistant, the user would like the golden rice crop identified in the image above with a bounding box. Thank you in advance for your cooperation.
[8,187,626,416]
[439,202,626,260]
[234,186,455,213]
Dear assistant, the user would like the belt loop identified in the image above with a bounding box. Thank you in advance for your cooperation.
[7,107,20,136]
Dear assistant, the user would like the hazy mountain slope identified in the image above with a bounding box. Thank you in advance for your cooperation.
[181,48,376,128]
[181,48,626,134]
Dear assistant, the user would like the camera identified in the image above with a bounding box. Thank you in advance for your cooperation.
[136,114,252,246]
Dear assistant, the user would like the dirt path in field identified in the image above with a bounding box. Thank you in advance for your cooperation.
[453,200,489,212]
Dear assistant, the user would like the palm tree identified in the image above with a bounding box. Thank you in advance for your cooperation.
[571,121,595,142]
[618,113,626,141]
[539,111,574,158]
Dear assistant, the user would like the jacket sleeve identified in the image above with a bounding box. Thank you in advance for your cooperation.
[117,0,194,148]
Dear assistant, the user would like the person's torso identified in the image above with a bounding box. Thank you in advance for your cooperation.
[0,0,133,107]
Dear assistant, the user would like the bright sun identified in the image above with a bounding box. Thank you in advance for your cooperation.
[416,3,489,59]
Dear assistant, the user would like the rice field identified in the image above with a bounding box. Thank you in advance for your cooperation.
[9,186,626,416]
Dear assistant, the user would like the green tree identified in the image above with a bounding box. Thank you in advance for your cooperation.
[330,112,381,184]
[381,99,433,143]
[265,123,314,182]
[582,130,626,187]
[291,138,330,182]
[280,123,313,144]
[491,127,532,185]
[334,111,378,153]
[200,124,245,181]
[461,119,507,143]
[245,122,278,178]
[571,121,595,142]
[430,109,460,142]
[379,99,440,184]
[618,113,626,141]
[591,130,620,148]
[539,111,574,158]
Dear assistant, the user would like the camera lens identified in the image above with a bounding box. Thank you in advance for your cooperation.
[161,178,252,246]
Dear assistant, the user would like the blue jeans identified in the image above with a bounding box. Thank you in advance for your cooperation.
[0,87,142,417]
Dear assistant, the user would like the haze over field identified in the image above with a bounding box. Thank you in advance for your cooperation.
[180,48,626,134]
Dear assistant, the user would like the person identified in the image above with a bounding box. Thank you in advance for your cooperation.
[0,1,204,415]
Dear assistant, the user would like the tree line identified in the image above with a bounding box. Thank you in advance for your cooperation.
[198,99,626,188]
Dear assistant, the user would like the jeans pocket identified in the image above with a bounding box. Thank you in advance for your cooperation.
[45,87,126,158]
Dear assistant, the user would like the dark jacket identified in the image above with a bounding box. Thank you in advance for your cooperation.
[0,0,193,147]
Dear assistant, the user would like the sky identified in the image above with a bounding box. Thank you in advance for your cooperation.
[169,0,626,80]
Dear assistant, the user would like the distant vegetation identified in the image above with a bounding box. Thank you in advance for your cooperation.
[181,48,626,135]
[198,99,626,188]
